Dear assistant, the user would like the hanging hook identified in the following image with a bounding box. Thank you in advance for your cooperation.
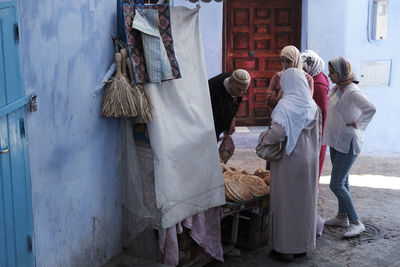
[136,0,145,11]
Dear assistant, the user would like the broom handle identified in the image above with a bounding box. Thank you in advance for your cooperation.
[126,56,135,86]
[115,53,122,76]
[120,48,128,78]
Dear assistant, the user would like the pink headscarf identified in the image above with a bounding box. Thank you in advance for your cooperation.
[280,45,303,70]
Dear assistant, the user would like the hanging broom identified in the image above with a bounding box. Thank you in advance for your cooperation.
[126,54,153,123]
[101,52,138,118]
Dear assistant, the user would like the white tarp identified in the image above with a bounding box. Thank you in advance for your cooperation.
[146,6,225,228]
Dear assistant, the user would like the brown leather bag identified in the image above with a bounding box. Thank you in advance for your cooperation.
[219,135,235,164]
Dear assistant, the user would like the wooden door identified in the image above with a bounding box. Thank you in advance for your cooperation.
[0,1,35,266]
[224,0,302,126]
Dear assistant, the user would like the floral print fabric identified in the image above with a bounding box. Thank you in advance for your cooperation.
[123,4,181,84]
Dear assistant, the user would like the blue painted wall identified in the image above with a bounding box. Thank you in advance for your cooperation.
[18,0,121,266]
[304,0,400,154]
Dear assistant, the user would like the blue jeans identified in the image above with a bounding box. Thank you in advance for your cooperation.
[329,144,360,223]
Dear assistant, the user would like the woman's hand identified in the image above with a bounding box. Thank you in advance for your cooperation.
[346,122,357,129]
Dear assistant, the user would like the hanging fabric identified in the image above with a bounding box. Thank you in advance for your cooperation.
[131,9,173,82]
[146,6,225,228]
[123,2,181,83]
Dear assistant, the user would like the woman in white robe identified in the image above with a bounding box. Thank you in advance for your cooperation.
[258,68,321,262]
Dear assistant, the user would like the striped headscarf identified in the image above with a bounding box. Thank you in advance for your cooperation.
[301,50,325,77]
[280,45,303,70]
[328,57,358,86]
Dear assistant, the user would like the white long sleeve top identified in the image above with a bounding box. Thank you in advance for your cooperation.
[322,83,376,155]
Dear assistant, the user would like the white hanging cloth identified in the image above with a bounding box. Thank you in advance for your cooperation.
[146,6,225,228]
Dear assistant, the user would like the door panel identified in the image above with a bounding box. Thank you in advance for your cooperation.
[0,4,34,267]
[224,0,302,126]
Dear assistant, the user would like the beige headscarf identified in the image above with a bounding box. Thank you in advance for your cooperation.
[280,45,303,70]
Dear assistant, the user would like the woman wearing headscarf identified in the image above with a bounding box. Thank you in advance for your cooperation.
[301,50,330,180]
[323,57,376,237]
[266,45,314,124]
[258,68,321,262]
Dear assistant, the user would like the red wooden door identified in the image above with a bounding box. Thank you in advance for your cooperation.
[224,0,302,126]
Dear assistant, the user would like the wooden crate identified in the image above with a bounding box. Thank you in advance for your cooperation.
[221,207,269,250]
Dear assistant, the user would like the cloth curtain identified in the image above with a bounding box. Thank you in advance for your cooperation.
[146,6,225,228]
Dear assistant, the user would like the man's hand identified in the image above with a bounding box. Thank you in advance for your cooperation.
[346,122,357,129]
[226,117,236,135]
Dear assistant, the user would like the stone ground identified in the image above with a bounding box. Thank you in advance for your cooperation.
[105,129,400,267]
[203,149,400,267]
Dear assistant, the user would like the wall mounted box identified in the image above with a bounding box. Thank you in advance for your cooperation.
[359,60,391,88]
[373,0,389,40]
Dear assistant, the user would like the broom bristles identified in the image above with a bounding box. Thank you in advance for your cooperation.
[131,84,153,124]
[101,74,138,118]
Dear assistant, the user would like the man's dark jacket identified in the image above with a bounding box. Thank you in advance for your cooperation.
[208,72,242,140]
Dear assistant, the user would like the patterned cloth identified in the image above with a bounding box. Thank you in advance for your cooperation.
[123,4,181,83]
[301,50,325,78]
[131,9,173,82]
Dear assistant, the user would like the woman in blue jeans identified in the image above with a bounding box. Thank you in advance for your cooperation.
[323,57,376,237]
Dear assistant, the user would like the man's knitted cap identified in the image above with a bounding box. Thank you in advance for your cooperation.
[231,69,251,89]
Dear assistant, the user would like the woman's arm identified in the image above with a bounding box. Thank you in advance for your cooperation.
[258,123,286,146]
[305,73,314,96]
[348,91,376,131]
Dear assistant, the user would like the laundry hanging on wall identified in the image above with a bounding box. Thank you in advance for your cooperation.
[123,3,181,83]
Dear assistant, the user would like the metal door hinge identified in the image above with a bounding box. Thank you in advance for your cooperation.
[29,94,37,112]
[14,23,19,43]
[27,235,32,253]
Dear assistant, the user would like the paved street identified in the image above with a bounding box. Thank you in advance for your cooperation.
[204,149,400,267]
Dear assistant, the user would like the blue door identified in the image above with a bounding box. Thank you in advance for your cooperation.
[0,1,34,266]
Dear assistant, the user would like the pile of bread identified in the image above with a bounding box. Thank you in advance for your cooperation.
[221,163,271,202]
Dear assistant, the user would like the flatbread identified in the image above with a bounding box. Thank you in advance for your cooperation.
[263,172,271,185]
[253,169,270,179]
[223,171,243,182]
[220,162,231,173]
[226,179,252,201]
[225,182,244,201]
[225,184,241,202]
[239,175,265,187]
[248,184,269,197]
[238,175,269,197]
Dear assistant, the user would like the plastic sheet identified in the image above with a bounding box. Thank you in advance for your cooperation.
[118,119,159,247]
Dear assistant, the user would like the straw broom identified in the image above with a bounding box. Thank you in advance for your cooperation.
[101,52,138,118]
[126,55,153,123]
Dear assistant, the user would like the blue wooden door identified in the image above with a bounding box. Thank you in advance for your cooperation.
[0,1,34,266]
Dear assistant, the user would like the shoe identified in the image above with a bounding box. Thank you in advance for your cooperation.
[325,216,349,227]
[343,222,366,237]
[269,250,293,263]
